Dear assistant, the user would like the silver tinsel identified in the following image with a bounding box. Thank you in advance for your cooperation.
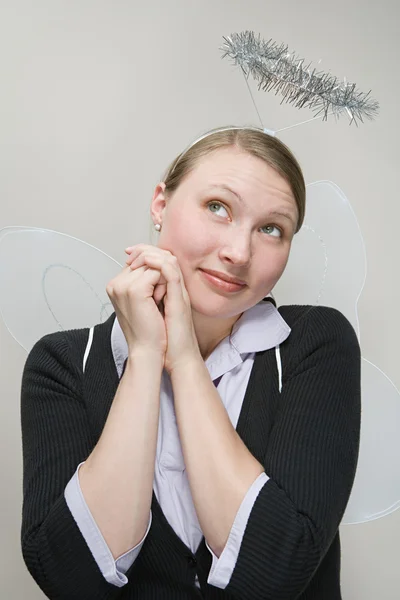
[221,31,379,125]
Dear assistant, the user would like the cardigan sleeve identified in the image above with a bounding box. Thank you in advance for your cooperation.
[206,472,269,588]
[64,462,152,587]
[20,331,136,600]
[224,306,362,600]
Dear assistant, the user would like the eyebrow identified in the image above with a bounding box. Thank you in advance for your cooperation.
[207,184,296,224]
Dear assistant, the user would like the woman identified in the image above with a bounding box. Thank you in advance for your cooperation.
[20,127,361,600]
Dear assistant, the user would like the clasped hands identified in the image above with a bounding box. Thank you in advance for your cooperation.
[124,244,201,374]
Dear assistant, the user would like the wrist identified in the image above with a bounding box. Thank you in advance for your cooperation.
[127,348,165,367]
[167,351,203,378]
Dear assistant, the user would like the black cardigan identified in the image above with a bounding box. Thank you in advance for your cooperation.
[20,304,361,600]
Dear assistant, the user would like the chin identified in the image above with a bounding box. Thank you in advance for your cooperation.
[189,294,247,320]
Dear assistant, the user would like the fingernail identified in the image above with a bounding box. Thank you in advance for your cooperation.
[125,247,133,253]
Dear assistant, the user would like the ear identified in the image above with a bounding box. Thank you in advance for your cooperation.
[150,182,167,224]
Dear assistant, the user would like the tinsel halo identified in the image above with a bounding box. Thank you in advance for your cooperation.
[221,31,379,126]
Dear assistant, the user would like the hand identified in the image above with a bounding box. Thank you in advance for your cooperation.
[106,261,167,358]
[125,244,201,374]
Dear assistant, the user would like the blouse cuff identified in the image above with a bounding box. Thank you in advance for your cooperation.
[206,472,269,589]
[64,461,152,587]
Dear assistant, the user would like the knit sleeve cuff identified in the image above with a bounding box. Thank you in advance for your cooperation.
[206,472,269,589]
[64,461,152,587]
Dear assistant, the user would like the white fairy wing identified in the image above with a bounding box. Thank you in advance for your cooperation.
[0,226,121,353]
[274,180,366,336]
[345,358,400,523]
[274,181,400,524]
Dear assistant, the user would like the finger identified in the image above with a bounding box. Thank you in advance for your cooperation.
[125,243,158,255]
[124,243,149,260]
[128,253,152,270]
[113,267,164,304]
[124,252,186,312]
[130,261,167,289]
[128,253,167,278]
[125,246,140,265]
[135,255,183,308]
[126,251,143,266]
[154,282,167,305]
[125,245,158,265]
[108,264,148,293]
[124,245,141,260]
[132,253,181,278]
[125,252,150,267]
[127,246,174,267]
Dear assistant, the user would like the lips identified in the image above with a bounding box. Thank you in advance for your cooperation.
[199,269,246,293]
[200,269,246,286]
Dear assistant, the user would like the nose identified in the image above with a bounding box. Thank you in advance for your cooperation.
[219,231,252,267]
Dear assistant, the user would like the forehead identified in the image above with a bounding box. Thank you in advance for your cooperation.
[189,147,292,190]
[185,147,297,210]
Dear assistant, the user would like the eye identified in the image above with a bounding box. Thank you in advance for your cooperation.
[207,201,283,238]
[261,224,282,238]
[207,201,229,218]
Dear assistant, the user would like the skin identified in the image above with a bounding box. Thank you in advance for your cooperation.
[150,145,299,360]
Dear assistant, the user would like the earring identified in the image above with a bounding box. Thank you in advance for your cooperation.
[154,223,161,232]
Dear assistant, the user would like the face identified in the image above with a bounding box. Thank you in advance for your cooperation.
[151,146,298,324]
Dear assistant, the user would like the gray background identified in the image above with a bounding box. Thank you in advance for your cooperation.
[1,1,399,598]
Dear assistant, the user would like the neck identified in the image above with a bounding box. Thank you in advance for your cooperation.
[191,309,243,361]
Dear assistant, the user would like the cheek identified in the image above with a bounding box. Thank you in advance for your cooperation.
[169,212,213,258]
[273,248,292,282]
[255,247,291,287]
[276,245,291,270]
[160,208,214,275]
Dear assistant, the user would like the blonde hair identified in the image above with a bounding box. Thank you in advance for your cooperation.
[158,126,306,234]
